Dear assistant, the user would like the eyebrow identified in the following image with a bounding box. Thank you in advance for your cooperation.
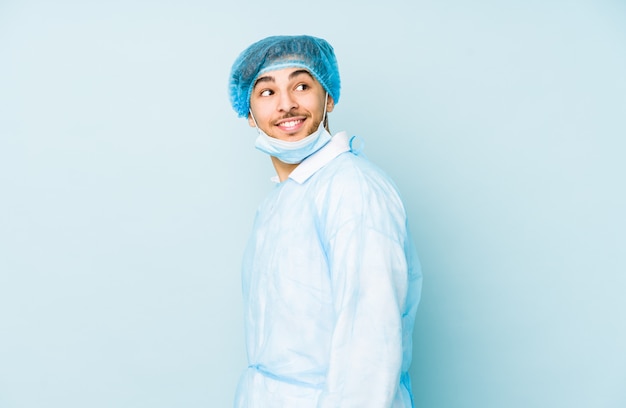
[289,69,314,80]
[253,69,315,88]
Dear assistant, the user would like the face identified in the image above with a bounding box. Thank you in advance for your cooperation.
[248,67,334,142]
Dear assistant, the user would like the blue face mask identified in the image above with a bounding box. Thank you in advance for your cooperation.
[251,94,331,164]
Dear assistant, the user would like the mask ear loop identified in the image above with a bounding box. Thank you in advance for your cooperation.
[249,110,261,133]
[322,92,329,129]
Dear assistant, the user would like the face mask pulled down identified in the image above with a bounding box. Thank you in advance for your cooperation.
[250,94,331,164]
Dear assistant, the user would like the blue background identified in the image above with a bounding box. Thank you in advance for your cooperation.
[1,0,624,407]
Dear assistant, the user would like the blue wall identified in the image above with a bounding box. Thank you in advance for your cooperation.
[1,1,624,407]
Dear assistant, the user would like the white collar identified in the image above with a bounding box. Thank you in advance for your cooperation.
[281,131,351,184]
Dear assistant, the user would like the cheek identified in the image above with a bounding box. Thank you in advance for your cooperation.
[250,96,274,112]
[249,100,269,122]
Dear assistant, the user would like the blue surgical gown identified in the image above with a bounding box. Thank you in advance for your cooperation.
[235,132,422,407]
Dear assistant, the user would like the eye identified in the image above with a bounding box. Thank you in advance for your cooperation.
[260,89,273,97]
[295,83,309,91]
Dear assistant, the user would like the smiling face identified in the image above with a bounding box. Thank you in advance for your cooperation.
[248,67,334,142]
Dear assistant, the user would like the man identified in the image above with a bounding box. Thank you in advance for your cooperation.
[228,35,422,407]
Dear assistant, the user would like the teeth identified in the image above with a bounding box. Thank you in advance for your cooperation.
[281,120,300,127]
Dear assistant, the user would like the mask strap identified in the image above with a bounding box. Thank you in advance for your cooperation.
[249,110,261,134]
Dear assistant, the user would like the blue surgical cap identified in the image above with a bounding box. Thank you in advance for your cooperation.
[229,35,341,118]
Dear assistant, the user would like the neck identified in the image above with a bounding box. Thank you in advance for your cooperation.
[270,156,299,182]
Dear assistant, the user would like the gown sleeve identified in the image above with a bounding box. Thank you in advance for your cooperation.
[315,168,412,407]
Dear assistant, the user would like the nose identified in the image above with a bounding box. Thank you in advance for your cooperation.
[277,92,297,112]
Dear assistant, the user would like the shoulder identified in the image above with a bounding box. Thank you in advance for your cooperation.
[311,152,407,222]
[321,152,401,194]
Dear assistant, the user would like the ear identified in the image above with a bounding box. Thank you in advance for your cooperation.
[247,112,256,128]
[326,95,335,113]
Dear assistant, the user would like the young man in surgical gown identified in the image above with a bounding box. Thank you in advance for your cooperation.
[228,35,422,407]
